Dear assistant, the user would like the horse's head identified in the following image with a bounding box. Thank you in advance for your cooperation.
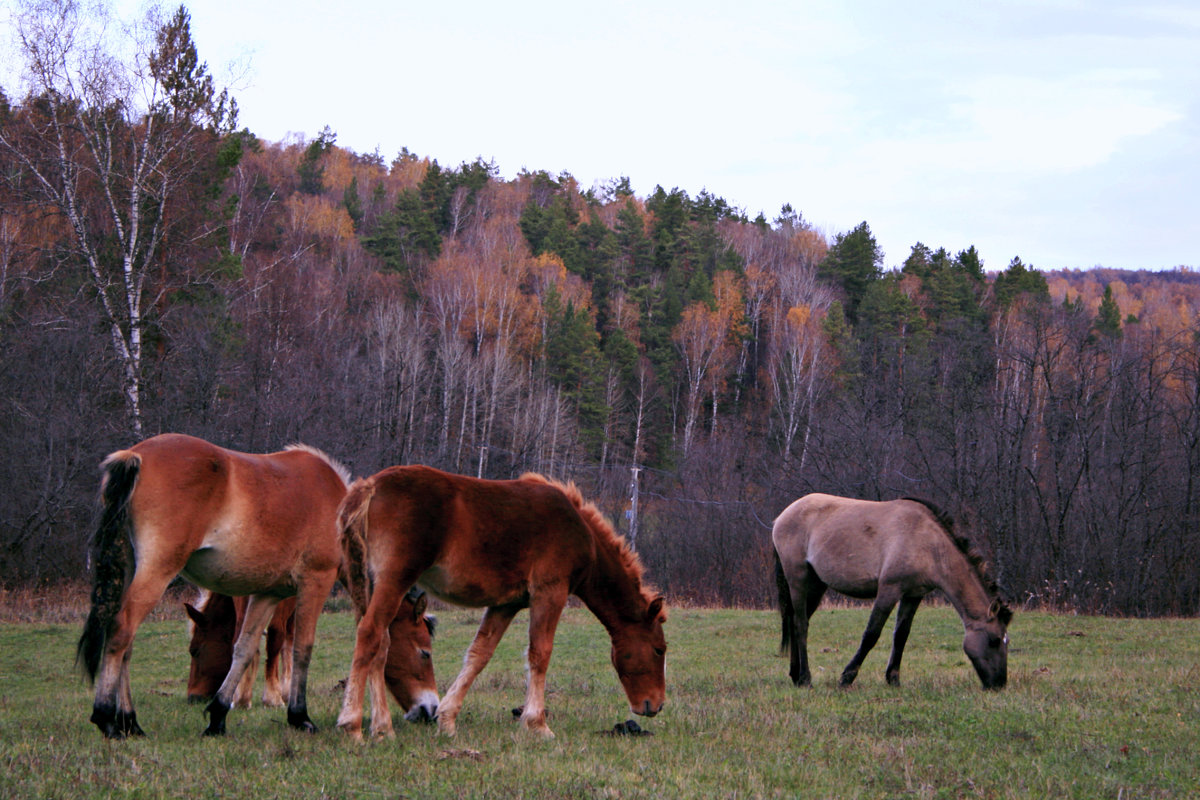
[609,595,667,717]
[963,600,1012,690]
[184,595,237,703]
[384,590,440,723]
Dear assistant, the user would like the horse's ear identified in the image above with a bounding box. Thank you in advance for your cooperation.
[412,592,428,620]
[184,603,206,627]
[645,595,665,622]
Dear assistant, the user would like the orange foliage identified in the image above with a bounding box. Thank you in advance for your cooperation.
[284,194,356,245]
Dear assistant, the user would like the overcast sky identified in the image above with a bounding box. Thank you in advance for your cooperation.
[61,1,1200,270]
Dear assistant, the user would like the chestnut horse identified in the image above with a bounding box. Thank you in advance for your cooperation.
[77,433,351,738]
[186,588,440,723]
[773,494,1012,690]
[336,466,667,740]
[185,592,296,708]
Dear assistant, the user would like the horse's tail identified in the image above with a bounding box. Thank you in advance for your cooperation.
[774,548,793,656]
[77,450,142,682]
[338,477,378,620]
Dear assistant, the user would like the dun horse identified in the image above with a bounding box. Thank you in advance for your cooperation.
[185,588,439,723]
[336,466,667,740]
[77,433,351,738]
[773,494,1012,690]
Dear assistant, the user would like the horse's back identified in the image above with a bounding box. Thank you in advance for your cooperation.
[122,434,348,593]
[774,494,941,595]
[365,466,594,607]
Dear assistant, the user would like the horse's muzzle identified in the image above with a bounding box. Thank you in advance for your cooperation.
[404,693,439,724]
[634,699,662,717]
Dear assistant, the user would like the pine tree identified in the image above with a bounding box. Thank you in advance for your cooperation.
[1094,284,1123,339]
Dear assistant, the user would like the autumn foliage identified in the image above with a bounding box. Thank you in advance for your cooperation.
[2,3,1199,614]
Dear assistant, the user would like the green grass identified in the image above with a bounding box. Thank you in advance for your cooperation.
[2,603,1197,799]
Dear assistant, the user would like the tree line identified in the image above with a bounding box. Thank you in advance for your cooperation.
[2,1,1198,615]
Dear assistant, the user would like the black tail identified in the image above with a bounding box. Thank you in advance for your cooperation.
[775,549,793,655]
[76,452,141,682]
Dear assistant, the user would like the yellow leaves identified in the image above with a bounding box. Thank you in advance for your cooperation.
[284,194,355,244]
[786,304,811,330]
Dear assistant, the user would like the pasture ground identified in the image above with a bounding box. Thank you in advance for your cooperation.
[1,595,1197,799]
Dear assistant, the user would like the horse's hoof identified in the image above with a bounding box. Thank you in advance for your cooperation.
[287,708,318,734]
[336,723,365,743]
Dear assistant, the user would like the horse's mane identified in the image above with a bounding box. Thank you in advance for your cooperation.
[519,472,660,610]
[284,443,353,487]
[901,497,1011,622]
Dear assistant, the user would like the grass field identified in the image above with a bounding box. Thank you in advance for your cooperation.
[1,598,1197,799]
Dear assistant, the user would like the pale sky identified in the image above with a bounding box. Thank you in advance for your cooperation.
[29,1,1200,270]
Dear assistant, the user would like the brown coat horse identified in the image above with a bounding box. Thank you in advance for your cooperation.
[185,592,296,708]
[185,588,440,723]
[773,494,1012,690]
[77,433,351,738]
[336,466,667,740]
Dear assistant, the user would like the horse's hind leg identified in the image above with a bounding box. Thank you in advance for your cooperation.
[91,570,172,738]
[786,567,825,687]
[885,596,921,686]
[337,575,406,740]
[204,595,280,736]
[437,605,520,737]
[840,589,899,687]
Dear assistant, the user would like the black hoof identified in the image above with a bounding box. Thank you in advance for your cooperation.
[204,698,229,737]
[287,707,318,734]
[91,705,144,739]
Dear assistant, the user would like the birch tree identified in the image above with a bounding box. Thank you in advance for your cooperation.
[1,1,235,436]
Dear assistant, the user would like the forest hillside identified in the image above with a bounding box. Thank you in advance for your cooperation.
[2,3,1198,615]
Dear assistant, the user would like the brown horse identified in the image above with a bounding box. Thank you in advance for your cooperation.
[77,433,351,738]
[335,466,667,740]
[773,493,1012,690]
[185,592,296,708]
[185,588,440,723]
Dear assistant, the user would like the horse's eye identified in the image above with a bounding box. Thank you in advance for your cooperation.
[419,649,431,660]
[654,647,665,658]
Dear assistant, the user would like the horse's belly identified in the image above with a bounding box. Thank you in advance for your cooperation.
[417,565,528,609]
[181,546,295,598]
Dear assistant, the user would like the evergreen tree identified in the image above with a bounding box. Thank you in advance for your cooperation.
[297,126,335,195]
[1094,284,1123,339]
[342,175,362,229]
[820,221,882,323]
[993,257,1049,308]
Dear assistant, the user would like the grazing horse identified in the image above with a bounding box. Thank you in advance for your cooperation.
[336,466,667,740]
[76,433,350,738]
[185,592,296,708]
[185,588,440,723]
[773,493,1012,690]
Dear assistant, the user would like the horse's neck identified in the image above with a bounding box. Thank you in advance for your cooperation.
[574,540,645,632]
[934,549,993,625]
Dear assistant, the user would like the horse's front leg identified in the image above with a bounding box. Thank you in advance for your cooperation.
[518,587,567,738]
[885,596,922,686]
[284,572,337,735]
[437,605,519,737]
[840,590,899,687]
[204,594,280,736]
